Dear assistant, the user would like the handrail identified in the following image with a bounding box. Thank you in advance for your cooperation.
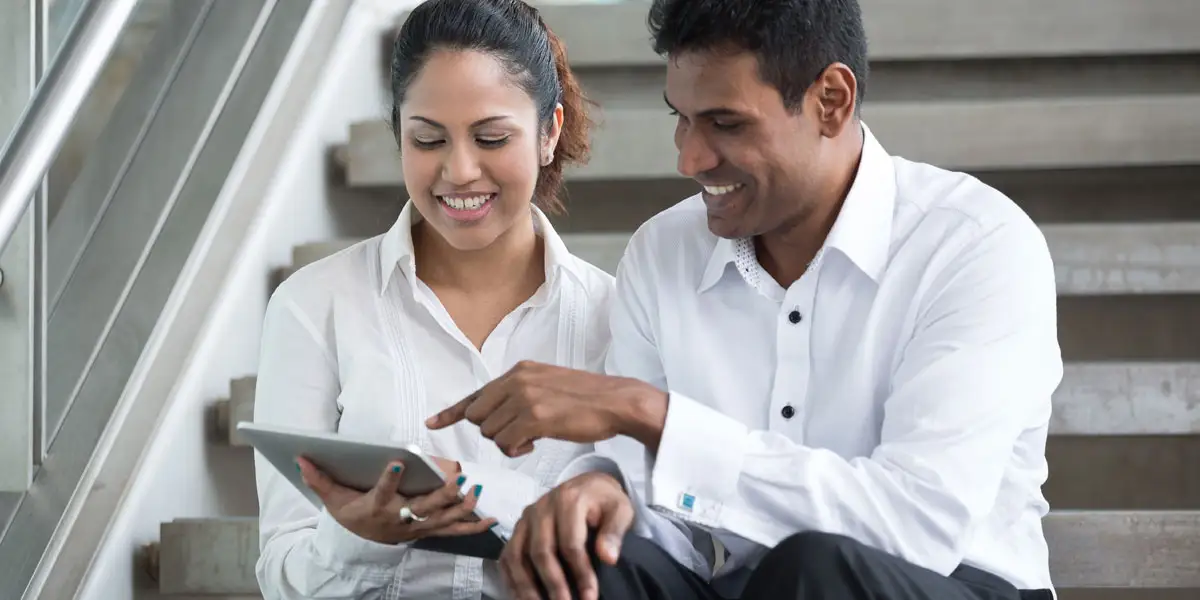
[0,0,140,258]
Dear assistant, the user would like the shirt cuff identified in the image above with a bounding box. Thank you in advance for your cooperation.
[458,460,546,540]
[649,391,749,527]
[313,509,410,568]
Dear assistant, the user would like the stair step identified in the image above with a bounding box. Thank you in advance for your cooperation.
[341,92,1200,184]
[1054,363,1200,435]
[152,517,259,595]
[559,225,1200,295]
[278,239,364,281]
[215,377,257,447]
[147,512,1200,592]
[1047,510,1200,588]
[530,0,1200,67]
[292,239,361,269]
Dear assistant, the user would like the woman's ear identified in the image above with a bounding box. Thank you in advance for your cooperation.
[541,103,564,166]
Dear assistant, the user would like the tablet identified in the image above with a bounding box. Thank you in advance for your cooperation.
[238,421,506,560]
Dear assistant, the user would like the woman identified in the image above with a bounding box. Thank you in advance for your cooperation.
[252,1,612,597]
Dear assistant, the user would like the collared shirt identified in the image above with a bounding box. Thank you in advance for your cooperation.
[562,123,1063,594]
[254,202,615,600]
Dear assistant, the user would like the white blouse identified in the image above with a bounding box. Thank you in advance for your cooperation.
[253,202,615,600]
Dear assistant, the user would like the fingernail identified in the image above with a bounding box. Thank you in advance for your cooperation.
[425,416,437,427]
[473,484,483,497]
[294,461,301,472]
[604,534,622,556]
[391,464,402,473]
[456,475,466,486]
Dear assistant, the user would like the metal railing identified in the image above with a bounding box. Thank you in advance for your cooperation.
[0,0,139,261]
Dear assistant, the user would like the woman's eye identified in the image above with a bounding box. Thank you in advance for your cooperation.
[477,136,510,148]
[412,138,443,149]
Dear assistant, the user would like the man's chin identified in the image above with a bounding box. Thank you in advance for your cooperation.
[706,213,751,240]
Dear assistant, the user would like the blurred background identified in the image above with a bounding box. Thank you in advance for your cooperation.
[1,0,1198,598]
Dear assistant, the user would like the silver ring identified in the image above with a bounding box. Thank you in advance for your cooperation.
[399,505,427,524]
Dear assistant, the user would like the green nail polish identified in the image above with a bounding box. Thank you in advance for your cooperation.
[473,484,483,497]
[391,465,402,473]
[456,475,466,486]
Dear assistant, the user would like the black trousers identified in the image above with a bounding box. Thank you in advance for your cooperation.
[581,531,1054,600]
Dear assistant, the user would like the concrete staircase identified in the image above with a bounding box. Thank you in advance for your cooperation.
[140,1,1200,598]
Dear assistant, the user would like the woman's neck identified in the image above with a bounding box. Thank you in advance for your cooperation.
[412,215,544,295]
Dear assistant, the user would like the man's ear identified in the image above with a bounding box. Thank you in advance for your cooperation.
[811,63,857,138]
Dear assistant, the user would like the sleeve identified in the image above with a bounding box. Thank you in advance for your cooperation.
[569,230,712,576]
[253,289,411,599]
[644,220,1063,576]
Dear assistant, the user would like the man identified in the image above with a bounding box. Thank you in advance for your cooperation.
[427,0,1062,598]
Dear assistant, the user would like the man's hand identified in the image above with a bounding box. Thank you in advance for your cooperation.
[499,472,634,600]
[426,361,668,457]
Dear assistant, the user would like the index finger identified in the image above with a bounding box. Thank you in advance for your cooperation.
[425,392,478,430]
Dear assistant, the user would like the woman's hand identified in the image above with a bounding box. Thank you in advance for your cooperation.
[297,457,495,545]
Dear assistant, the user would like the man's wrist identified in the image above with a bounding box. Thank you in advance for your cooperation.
[614,380,669,453]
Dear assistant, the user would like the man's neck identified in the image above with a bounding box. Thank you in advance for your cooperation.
[756,128,864,288]
[413,215,543,295]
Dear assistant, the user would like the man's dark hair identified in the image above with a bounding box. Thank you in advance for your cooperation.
[648,0,868,112]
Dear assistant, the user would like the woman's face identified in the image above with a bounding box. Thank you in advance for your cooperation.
[398,49,561,252]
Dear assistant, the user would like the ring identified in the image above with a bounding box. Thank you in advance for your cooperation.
[399,505,427,524]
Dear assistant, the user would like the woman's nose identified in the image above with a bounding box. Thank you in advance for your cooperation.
[441,144,482,186]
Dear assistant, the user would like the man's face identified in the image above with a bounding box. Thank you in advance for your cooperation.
[664,50,826,239]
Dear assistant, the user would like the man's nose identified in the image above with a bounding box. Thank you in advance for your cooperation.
[676,127,720,179]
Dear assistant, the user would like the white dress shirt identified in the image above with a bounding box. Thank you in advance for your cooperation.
[563,123,1063,595]
[254,202,615,600]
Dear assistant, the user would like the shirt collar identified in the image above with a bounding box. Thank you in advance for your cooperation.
[378,200,581,295]
[696,122,896,293]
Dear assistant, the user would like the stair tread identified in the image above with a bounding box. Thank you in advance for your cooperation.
[156,512,1200,592]
[558,225,1200,295]
[342,93,1200,184]
[524,0,1200,66]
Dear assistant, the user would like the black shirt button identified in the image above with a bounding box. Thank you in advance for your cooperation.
[788,310,802,324]
[781,405,796,419]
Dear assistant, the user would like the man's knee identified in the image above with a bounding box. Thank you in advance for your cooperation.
[591,533,697,599]
[762,530,858,573]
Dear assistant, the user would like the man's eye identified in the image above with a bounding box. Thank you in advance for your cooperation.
[712,121,742,132]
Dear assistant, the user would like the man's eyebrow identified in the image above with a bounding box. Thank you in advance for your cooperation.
[662,92,743,119]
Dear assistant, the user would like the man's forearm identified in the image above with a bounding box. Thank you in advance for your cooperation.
[611,380,669,454]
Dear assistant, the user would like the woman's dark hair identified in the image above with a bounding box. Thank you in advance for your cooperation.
[390,0,592,214]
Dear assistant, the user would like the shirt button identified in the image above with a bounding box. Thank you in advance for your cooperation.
[781,405,796,419]
[788,310,802,324]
